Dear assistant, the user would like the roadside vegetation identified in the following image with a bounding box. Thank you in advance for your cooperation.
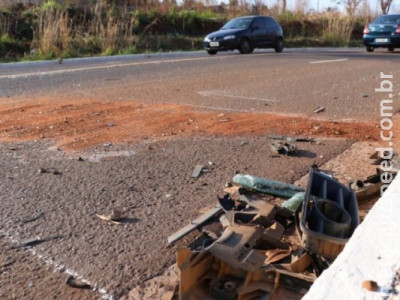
[0,0,392,61]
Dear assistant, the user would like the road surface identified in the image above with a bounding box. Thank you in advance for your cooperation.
[1,47,399,120]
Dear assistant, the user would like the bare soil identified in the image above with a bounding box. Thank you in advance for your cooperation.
[0,97,379,151]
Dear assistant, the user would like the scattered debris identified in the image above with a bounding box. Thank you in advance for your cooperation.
[313,107,325,114]
[171,168,361,299]
[12,235,62,249]
[66,276,92,289]
[167,205,222,245]
[362,280,378,292]
[191,165,204,178]
[269,135,315,143]
[270,141,297,156]
[232,174,304,198]
[96,209,125,225]
[37,167,62,175]
[350,173,383,203]
[282,192,305,214]
[21,212,44,224]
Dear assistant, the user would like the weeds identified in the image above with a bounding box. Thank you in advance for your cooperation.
[0,1,367,62]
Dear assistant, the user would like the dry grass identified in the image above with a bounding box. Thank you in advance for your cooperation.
[37,8,71,56]
[323,14,353,44]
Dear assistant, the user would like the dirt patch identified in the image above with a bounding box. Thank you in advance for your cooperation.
[0,97,379,150]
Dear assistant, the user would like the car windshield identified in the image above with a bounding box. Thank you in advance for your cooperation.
[372,15,400,24]
[222,17,253,29]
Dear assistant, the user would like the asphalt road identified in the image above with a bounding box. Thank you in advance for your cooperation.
[1,47,399,121]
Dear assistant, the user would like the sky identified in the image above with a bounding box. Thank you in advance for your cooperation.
[236,0,400,15]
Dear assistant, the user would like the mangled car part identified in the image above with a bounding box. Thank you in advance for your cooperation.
[232,174,304,198]
[298,168,359,259]
[282,192,305,214]
[168,205,222,245]
[349,173,382,203]
[175,175,316,299]
[177,247,314,300]
[174,170,359,299]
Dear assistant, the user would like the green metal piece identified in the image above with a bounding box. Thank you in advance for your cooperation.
[232,174,304,198]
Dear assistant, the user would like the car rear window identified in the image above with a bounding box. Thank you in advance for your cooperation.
[222,17,253,30]
[372,15,400,24]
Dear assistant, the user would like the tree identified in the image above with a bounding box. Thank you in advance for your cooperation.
[336,0,364,41]
[380,0,393,14]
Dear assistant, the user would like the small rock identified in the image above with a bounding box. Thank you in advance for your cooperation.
[38,168,47,174]
[362,280,378,292]
[362,94,369,98]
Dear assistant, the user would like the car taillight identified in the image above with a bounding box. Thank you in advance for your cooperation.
[396,25,400,34]
[363,24,370,34]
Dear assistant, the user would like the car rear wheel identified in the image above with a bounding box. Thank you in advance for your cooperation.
[388,47,395,52]
[207,50,217,55]
[239,39,253,54]
[274,38,284,53]
[366,46,374,52]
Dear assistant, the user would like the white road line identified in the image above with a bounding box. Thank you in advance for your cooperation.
[310,58,348,64]
[1,229,114,300]
[198,90,278,103]
[0,56,226,80]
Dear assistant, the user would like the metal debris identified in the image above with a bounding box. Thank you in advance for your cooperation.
[233,174,304,198]
[191,165,204,178]
[313,106,325,113]
[269,135,315,143]
[96,209,125,225]
[167,205,222,245]
[270,141,297,156]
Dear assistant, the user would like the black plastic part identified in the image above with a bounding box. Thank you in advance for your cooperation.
[300,168,359,257]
